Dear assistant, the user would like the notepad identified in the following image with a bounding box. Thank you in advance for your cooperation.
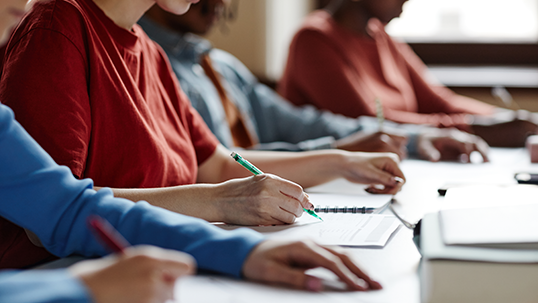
[218,214,400,247]
[216,192,399,247]
[440,203,538,249]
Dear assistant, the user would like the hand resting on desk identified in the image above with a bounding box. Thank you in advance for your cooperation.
[242,239,382,292]
[334,131,408,160]
[417,128,489,162]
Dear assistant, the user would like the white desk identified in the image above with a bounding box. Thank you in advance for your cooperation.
[176,148,538,303]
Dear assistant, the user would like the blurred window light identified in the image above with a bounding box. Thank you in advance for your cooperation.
[386,0,538,43]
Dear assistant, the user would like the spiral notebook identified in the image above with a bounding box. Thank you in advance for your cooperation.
[307,193,392,214]
[217,192,399,247]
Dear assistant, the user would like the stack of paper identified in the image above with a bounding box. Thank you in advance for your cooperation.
[420,213,538,303]
[439,204,538,249]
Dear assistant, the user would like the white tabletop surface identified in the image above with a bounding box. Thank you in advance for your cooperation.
[176,148,538,303]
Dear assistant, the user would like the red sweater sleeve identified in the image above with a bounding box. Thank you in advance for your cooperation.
[1,28,91,177]
[396,41,495,116]
[376,40,496,129]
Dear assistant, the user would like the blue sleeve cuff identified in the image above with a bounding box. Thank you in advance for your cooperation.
[0,270,91,303]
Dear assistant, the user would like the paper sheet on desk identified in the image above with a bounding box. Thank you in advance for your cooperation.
[442,184,538,210]
[219,214,400,247]
[306,178,378,195]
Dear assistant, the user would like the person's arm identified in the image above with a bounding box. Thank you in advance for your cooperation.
[396,41,538,147]
[0,105,263,277]
[0,270,90,303]
[0,104,381,291]
[221,49,361,147]
[197,145,404,191]
[396,40,496,117]
[103,143,404,225]
[249,82,407,158]
[0,246,194,303]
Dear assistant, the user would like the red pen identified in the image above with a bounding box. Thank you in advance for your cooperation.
[87,215,130,253]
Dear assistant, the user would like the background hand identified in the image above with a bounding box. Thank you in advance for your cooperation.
[335,131,408,160]
[69,246,195,303]
[213,174,313,225]
[338,152,405,194]
[471,110,538,147]
[417,128,489,162]
[242,240,382,291]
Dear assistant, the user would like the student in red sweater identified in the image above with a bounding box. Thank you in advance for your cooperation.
[0,0,404,267]
[279,0,538,147]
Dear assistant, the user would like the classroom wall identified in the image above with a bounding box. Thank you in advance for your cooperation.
[205,0,315,81]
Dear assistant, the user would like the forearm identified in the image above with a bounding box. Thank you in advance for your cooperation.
[198,145,354,189]
[99,184,222,222]
[229,150,348,189]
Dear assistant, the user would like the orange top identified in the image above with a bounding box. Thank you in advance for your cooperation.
[279,10,495,130]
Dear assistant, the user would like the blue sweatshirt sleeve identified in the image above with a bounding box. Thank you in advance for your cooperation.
[0,104,264,277]
[0,270,91,303]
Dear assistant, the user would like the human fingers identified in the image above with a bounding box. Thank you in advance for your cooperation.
[126,246,196,279]
[472,136,490,162]
[365,176,404,194]
[242,240,379,291]
[322,246,382,290]
[369,155,405,190]
[271,193,305,224]
[71,246,195,303]
[267,174,313,210]
[440,137,474,163]
[373,133,408,160]
[384,132,408,148]
[346,156,404,195]
[216,175,308,225]
[335,132,407,159]
[432,131,488,163]
[417,135,441,162]
[249,175,307,224]
[380,133,407,160]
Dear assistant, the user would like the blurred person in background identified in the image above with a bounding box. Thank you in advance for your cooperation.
[140,0,491,162]
[279,0,538,148]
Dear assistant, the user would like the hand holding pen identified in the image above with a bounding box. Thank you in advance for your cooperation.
[231,152,323,221]
[65,216,196,303]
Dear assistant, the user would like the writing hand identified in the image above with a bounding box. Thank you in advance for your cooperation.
[69,246,195,303]
[213,174,313,225]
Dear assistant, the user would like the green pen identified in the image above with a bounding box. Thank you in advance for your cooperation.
[230,152,323,221]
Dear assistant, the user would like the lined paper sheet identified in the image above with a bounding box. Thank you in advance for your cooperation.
[219,214,400,247]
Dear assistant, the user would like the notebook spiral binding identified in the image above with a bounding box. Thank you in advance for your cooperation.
[314,206,371,214]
